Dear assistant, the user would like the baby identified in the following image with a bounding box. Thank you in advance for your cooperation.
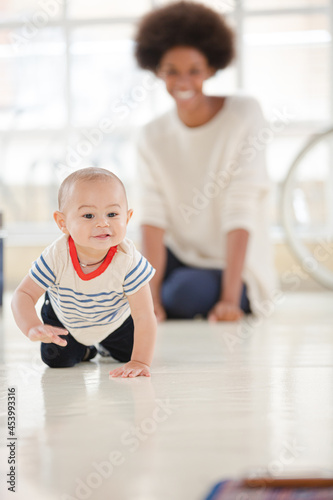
[11,167,157,378]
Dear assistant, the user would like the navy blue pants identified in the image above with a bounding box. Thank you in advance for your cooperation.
[40,294,134,368]
[161,248,251,319]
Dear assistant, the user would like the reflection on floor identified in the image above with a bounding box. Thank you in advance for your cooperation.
[1,292,333,500]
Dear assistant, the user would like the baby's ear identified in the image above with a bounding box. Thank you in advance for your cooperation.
[53,211,69,234]
[126,209,134,225]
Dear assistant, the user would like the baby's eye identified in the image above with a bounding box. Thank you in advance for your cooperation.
[83,214,94,219]
[107,213,117,218]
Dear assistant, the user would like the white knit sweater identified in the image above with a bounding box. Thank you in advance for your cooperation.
[136,95,277,314]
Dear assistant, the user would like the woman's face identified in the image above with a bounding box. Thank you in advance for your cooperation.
[157,46,215,110]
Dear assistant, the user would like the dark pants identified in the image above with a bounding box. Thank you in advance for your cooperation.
[40,294,134,368]
[161,248,251,319]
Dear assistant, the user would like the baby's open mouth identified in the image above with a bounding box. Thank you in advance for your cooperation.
[94,234,111,239]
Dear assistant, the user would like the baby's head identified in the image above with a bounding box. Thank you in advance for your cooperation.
[58,167,127,212]
[54,167,133,250]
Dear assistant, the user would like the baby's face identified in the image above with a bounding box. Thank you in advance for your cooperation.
[57,178,132,254]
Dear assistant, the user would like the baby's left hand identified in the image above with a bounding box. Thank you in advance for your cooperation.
[109,360,151,378]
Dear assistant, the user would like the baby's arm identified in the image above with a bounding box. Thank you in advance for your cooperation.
[109,283,157,378]
[11,275,68,346]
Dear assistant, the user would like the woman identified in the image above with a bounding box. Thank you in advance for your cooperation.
[134,1,276,322]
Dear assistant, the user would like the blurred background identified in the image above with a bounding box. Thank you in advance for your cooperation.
[0,0,332,291]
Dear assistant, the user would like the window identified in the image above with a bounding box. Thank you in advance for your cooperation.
[0,0,332,238]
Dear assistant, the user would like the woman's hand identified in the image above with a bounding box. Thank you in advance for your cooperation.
[109,360,151,378]
[208,301,243,322]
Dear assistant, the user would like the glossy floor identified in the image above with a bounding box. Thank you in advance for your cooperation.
[1,292,333,500]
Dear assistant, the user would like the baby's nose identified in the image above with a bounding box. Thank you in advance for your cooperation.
[96,216,110,227]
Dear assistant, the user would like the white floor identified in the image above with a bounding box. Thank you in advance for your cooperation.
[1,291,333,500]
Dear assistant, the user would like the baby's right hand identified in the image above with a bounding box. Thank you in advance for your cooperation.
[27,325,68,346]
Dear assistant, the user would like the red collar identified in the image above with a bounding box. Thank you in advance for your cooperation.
[68,236,117,281]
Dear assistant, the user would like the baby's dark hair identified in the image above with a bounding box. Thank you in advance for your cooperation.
[58,167,125,211]
[134,1,235,72]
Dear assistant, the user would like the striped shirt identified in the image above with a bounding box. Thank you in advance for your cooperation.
[29,235,155,345]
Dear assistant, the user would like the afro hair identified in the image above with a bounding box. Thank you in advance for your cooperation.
[134,1,235,72]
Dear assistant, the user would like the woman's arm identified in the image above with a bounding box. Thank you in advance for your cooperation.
[208,228,249,321]
[109,284,157,378]
[141,224,167,321]
[222,228,249,304]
